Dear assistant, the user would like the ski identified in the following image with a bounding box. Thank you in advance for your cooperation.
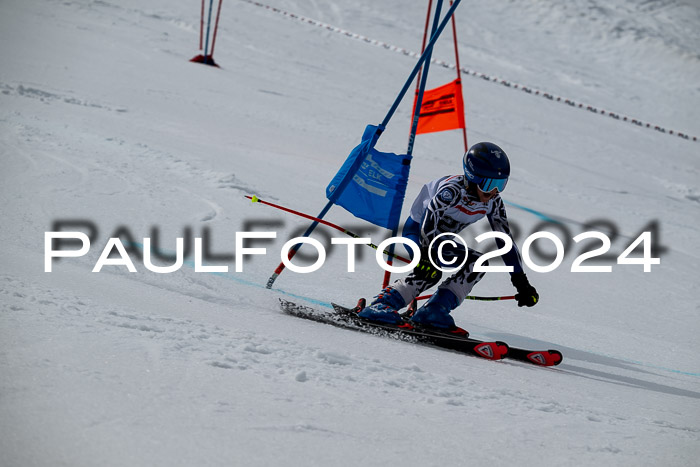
[280,298,508,362]
[279,299,562,366]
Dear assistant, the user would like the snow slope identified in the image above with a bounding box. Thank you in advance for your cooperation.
[1,0,699,465]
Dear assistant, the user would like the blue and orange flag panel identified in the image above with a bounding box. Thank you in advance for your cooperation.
[326,125,412,230]
[415,79,466,135]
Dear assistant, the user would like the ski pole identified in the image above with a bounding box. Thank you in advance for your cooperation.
[246,195,412,264]
[246,195,515,302]
[267,199,335,288]
[416,294,515,301]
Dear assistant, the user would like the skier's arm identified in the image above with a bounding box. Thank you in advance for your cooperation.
[488,197,539,307]
[487,197,524,274]
[420,184,461,247]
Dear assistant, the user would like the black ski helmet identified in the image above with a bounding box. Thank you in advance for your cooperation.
[462,142,510,192]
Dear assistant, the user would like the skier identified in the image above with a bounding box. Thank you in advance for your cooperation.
[358,142,539,333]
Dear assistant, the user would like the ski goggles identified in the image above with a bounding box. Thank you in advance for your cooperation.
[472,175,508,193]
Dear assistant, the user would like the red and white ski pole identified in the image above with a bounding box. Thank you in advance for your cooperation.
[246,195,514,302]
[246,195,412,264]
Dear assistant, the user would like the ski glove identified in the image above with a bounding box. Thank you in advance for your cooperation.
[408,248,443,289]
[510,273,539,307]
[414,252,442,282]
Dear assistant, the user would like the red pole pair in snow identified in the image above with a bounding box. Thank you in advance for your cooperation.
[191,0,224,67]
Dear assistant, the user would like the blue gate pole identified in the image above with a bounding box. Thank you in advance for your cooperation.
[382,0,444,289]
[203,0,214,63]
[408,0,443,156]
[268,0,462,290]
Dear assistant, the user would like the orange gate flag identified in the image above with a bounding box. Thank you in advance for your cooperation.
[415,79,466,135]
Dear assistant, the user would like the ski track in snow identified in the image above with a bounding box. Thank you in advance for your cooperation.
[3,271,698,419]
[2,268,700,467]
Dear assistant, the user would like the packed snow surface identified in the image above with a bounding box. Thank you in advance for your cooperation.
[1,0,699,466]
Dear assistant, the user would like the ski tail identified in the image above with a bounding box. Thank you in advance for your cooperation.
[353,297,366,312]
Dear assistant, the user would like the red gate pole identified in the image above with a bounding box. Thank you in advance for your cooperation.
[449,0,468,152]
[199,0,205,50]
[210,0,224,56]
[409,0,434,125]
[383,0,434,290]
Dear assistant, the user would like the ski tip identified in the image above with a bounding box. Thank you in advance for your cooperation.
[548,350,563,366]
[526,349,563,366]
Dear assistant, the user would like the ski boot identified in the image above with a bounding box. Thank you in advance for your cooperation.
[410,288,468,337]
[357,287,406,325]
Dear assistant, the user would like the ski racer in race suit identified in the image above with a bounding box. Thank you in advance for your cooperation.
[358,142,539,332]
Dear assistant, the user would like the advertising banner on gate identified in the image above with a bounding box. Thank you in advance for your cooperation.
[415,79,465,135]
